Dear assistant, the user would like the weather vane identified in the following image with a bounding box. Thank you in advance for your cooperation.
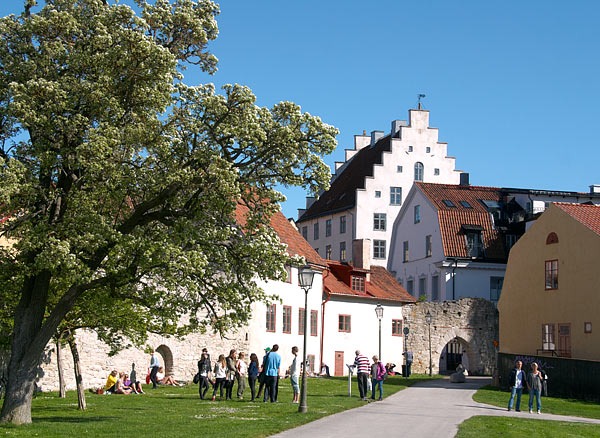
[417,93,426,110]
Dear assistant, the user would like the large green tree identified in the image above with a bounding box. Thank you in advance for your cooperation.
[0,0,337,424]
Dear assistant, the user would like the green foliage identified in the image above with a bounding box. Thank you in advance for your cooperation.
[417,294,427,302]
[0,0,337,353]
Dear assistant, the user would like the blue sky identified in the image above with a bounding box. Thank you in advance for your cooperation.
[3,1,600,218]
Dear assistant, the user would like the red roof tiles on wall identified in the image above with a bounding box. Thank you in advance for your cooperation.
[554,203,600,236]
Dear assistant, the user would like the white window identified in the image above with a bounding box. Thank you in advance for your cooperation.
[414,162,424,182]
[490,277,503,303]
[408,145,413,152]
[434,168,440,175]
[374,213,386,231]
[375,191,381,198]
[373,240,386,259]
[426,146,431,153]
[466,232,484,258]
[414,205,421,224]
[397,165,403,173]
[390,187,402,205]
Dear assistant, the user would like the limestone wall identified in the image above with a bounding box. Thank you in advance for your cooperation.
[403,298,498,375]
[35,328,248,392]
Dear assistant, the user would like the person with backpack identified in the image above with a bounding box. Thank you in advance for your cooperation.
[370,355,386,401]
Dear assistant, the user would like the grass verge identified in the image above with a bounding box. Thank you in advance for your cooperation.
[0,374,439,437]
[473,385,600,419]
[456,416,600,438]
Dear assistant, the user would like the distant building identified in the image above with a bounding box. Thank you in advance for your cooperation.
[388,182,600,303]
[499,203,600,360]
[321,240,415,376]
[296,109,464,267]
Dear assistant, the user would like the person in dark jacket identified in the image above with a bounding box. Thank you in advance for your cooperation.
[248,353,260,401]
[507,360,525,411]
[197,352,212,399]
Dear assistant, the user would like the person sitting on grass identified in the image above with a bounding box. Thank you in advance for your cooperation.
[123,373,144,394]
[105,370,118,393]
[114,372,133,394]
[156,366,182,386]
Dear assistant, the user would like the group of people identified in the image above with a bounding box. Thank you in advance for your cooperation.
[507,360,548,414]
[352,350,388,401]
[148,349,183,389]
[195,344,307,403]
[101,365,144,395]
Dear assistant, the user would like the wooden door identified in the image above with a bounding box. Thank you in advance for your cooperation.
[334,351,344,376]
[558,323,571,357]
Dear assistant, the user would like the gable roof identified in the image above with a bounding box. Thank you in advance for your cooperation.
[324,260,416,303]
[235,205,326,267]
[297,135,392,222]
[416,182,508,260]
[554,203,600,236]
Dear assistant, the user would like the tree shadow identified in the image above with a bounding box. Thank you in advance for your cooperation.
[34,416,116,424]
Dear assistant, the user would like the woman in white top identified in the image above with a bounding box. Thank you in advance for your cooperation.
[212,354,227,401]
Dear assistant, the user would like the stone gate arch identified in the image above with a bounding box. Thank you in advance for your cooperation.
[437,334,478,374]
[155,344,174,376]
[403,298,498,376]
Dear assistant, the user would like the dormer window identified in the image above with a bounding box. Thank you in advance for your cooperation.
[462,224,484,258]
[351,275,365,292]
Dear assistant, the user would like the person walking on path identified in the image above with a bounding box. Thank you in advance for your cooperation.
[263,344,281,403]
[507,360,525,411]
[527,362,544,414]
[236,352,248,400]
[197,351,212,399]
[370,355,386,401]
[290,346,300,403]
[353,350,370,401]
[248,353,260,401]
[149,349,160,389]
[403,350,413,377]
[225,349,237,400]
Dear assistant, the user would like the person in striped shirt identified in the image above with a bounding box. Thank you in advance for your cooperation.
[353,350,370,401]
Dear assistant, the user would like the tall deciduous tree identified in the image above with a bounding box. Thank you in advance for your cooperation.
[0,0,337,424]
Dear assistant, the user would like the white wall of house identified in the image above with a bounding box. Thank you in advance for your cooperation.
[299,109,462,268]
[297,209,356,263]
[250,266,324,374]
[321,297,405,376]
[439,261,506,302]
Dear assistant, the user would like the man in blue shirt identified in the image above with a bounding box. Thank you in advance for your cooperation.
[149,349,160,389]
[507,360,525,411]
[263,344,281,402]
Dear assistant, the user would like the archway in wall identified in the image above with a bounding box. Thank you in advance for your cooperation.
[438,336,475,375]
[156,344,174,376]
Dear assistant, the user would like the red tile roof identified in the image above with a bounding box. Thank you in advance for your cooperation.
[235,204,326,267]
[554,203,600,236]
[298,135,392,221]
[324,260,415,303]
[416,182,507,260]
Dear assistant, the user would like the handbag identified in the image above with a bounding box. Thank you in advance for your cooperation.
[145,368,151,385]
[193,372,200,384]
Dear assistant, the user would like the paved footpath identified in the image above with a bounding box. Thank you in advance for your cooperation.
[272,377,600,438]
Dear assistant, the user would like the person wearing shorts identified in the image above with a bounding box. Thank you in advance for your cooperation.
[290,346,300,403]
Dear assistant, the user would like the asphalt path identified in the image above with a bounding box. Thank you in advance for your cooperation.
[271,377,600,438]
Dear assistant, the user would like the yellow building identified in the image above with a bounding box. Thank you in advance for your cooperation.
[498,203,600,360]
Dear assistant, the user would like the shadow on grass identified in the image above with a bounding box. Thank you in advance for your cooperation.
[34,416,116,424]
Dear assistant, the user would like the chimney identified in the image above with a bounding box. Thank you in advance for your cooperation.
[352,239,371,271]
[370,130,384,146]
[391,120,408,138]
[459,172,470,186]
[590,184,600,194]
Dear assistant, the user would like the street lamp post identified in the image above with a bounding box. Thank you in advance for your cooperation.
[425,311,433,376]
[375,303,384,360]
[298,265,315,413]
[403,326,409,379]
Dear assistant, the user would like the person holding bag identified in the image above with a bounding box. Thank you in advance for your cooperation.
[370,355,386,401]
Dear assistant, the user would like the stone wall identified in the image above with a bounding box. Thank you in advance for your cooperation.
[33,327,248,392]
[403,298,498,375]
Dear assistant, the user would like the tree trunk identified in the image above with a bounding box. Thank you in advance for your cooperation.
[56,340,66,398]
[67,336,86,411]
[0,272,52,425]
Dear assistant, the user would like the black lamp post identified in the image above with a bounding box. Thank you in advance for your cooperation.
[425,311,433,376]
[375,303,384,360]
[298,265,315,413]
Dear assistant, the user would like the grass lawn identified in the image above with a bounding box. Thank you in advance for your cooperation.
[473,385,600,419]
[0,374,439,437]
[456,416,600,438]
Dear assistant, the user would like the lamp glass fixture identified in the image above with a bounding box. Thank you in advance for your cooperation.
[298,265,315,289]
[375,303,384,320]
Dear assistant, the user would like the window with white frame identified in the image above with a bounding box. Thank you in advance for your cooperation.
[490,277,503,303]
[426,146,431,153]
[375,190,381,198]
[373,240,386,259]
[542,323,555,350]
[390,187,402,205]
[374,213,386,231]
[414,162,424,182]
[434,168,440,175]
[397,165,403,173]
